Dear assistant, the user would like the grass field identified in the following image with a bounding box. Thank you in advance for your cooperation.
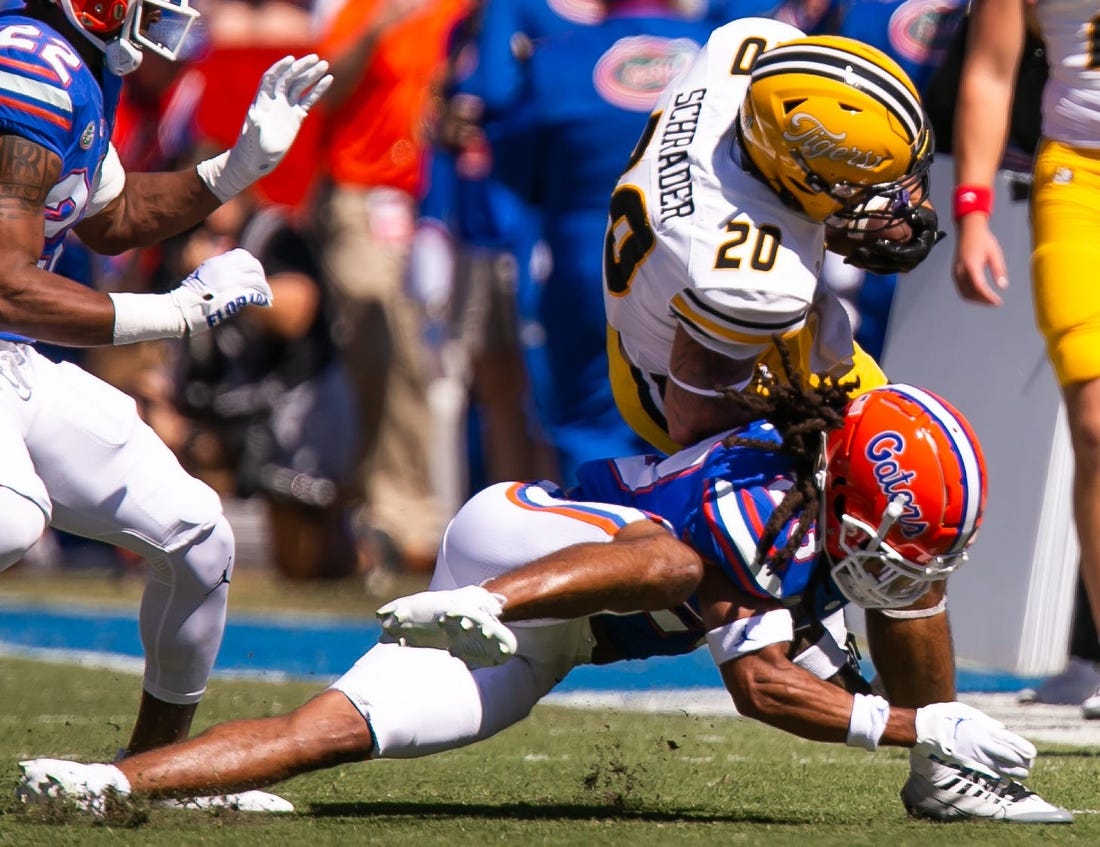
[0,656,1098,847]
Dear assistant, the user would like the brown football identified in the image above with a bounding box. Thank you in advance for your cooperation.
[825,216,913,254]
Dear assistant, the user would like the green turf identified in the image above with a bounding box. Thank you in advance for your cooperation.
[0,657,1097,846]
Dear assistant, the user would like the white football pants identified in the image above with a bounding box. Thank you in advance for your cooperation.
[0,342,233,704]
[331,480,657,758]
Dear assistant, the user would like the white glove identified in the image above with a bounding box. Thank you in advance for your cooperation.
[197,54,333,202]
[170,248,272,333]
[377,585,518,668]
[913,701,1037,780]
[109,249,272,344]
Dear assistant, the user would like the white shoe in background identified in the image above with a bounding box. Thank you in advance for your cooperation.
[1017,656,1100,705]
[1081,686,1100,719]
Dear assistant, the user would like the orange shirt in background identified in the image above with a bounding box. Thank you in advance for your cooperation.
[316,0,472,196]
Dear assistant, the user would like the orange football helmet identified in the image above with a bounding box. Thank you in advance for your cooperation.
[51,0,200,75]
[821,384,987,609]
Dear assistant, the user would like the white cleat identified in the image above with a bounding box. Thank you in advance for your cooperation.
[17,758,132,816]
[377,585,518,669]
[17,757,294,815]
[901,751,1073,823]
[155,790,294,813]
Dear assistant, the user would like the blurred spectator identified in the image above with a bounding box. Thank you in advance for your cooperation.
[486,0,713,482]
[312,0,473,576]
[197,0,313,47]
[156,191,360,582]
[415,0,610,502]
[449,0,604,122]
[411,36,557,510]
[701,0,834,30]
[86,25,208,398]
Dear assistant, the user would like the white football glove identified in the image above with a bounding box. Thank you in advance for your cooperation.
[197,54,333,202]
[109,248,272,344]
[913,701,1037,780]
[377,585,518,669]
[170,248,272,334]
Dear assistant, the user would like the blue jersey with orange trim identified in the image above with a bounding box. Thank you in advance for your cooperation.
[575,420,828,604]
[568,421,847,663]
[0,13,120,271]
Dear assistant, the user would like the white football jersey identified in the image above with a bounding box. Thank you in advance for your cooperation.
[1035,0,1100,148]
[603,16,835,377]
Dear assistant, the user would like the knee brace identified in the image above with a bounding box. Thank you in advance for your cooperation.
[0,487,48,572]
[140,514,235,704]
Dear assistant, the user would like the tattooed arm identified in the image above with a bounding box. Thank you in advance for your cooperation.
[74,168,221,256]
[0,134,116,345]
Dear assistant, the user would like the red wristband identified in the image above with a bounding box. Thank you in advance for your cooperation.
[953,185,993,220]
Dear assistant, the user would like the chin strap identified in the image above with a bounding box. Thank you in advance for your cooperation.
[875,596,948,619]
[665,369,726,398]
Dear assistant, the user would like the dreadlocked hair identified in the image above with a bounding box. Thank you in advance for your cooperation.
[721,336,857,573]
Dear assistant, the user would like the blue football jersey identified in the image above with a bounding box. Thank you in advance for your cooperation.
[573,421,843,663]
[0,13,120,271]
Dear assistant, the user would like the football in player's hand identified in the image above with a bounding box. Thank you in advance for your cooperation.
[825,193,915,256]
[825,217,913,255]
[843,215,913,242]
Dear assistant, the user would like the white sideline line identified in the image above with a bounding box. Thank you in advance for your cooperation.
[0,641,145,674]
[544,688,739,717]
[0,641,305,684]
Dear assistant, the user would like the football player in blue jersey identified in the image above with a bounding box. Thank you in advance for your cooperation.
[16,353,1071,822]
[420,0,608,494]
[483,0,715,484]
[0,0,329,805]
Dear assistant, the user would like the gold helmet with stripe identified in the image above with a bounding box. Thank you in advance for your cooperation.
[738,35,933,224]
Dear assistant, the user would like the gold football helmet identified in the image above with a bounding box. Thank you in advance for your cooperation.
[738,35,933,225]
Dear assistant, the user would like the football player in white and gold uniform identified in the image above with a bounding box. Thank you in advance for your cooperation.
[953,0,1100,718]
[602,18,973,821]
[604,17,941,454]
